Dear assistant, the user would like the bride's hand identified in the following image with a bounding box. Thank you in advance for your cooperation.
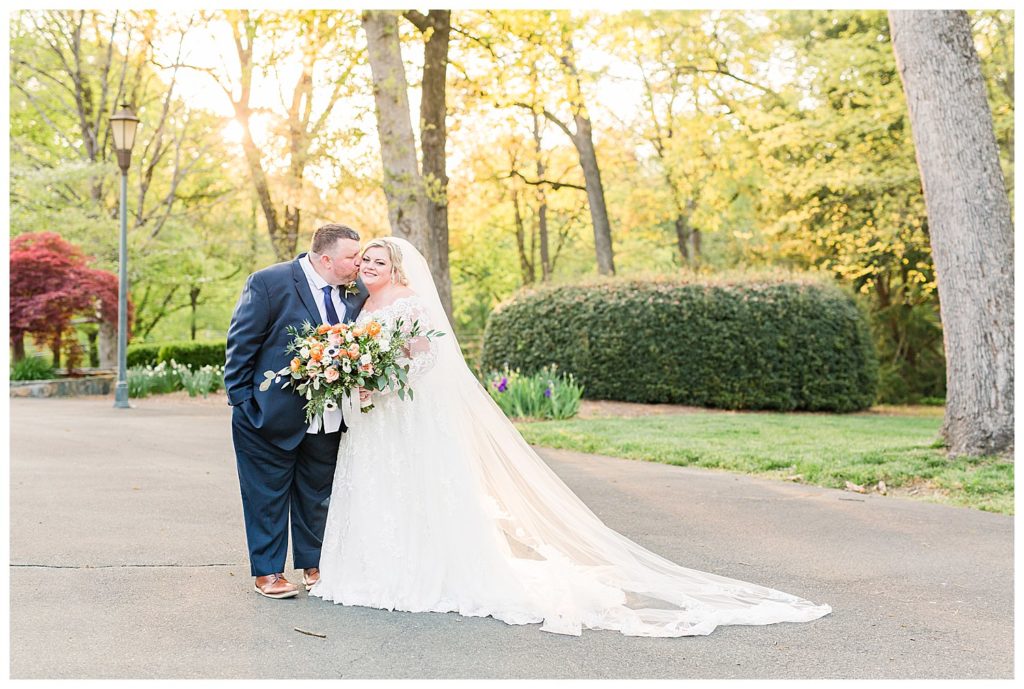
[358,387,371,402]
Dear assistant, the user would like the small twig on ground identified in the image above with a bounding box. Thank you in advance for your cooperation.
[294,627,327,639]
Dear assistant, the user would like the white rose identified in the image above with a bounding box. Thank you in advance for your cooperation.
[344,332,353,343]
[300,347,310,358]
[379,338,391,351]
[360,353,372,365]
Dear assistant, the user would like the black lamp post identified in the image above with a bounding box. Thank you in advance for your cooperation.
[110,103,140,408]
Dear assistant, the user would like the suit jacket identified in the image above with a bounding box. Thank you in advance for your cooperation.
[224,253,368,450]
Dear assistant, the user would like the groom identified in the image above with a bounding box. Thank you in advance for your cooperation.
[225,224,368,599]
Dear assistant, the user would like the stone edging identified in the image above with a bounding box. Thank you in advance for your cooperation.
[10,373,116,398]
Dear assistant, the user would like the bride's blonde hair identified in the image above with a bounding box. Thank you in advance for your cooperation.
[362,238,409,286]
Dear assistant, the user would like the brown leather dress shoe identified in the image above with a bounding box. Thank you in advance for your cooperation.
[254,573,299,599]
[302,567,320,590]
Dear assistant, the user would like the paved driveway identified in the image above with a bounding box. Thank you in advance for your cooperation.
[8,396,1013,679]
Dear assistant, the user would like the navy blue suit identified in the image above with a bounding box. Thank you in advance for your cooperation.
[225,254,367,576]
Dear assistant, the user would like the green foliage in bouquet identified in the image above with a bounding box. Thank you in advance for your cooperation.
[261,319,445,422]
[482,277,878,412]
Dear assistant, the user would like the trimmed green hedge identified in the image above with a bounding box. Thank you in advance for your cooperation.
[481,277,879,412]
[126,344,162,368]
[126,340,226,369]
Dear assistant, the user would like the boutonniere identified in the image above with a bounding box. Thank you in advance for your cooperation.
[342,281,359,298]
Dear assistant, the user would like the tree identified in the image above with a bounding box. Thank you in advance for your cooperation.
[889,10,1014,457]
[10,232,127,370]
[10,10,254,343]
[205,10,357,261]
[509,12,615,275]
[361,10,455,319]
[404,10,454,316]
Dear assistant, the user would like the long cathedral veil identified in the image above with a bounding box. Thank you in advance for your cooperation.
[362,236,832,637]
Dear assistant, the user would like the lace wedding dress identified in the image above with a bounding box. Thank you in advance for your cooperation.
[309,238,832,637]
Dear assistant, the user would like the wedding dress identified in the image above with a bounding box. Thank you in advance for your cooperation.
[309,238,832,637]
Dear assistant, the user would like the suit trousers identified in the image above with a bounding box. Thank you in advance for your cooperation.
[232,406,342,577]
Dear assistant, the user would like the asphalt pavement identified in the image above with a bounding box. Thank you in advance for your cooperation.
[8,395,1014,679]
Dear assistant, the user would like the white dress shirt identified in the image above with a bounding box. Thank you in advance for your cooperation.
[299,255,347,434]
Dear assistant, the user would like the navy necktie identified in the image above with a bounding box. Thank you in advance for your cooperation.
[321,285,340,325]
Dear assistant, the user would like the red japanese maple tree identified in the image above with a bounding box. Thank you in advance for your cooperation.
[10,232,130,370]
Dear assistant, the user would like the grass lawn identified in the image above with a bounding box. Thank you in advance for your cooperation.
[514,407,1014,515]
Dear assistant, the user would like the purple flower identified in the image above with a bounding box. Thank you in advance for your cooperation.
[497,376,508,393]
[544,387,552,398]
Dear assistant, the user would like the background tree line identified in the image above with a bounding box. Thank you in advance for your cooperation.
[8,9,1014,408]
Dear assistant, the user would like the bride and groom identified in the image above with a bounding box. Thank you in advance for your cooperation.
[224,223,832,637]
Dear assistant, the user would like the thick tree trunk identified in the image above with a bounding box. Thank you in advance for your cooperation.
[414,10,453,320]
[889,10,1014,457]
[98,320,117,369]
[361,11,431,252]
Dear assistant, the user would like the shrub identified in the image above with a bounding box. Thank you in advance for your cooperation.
[481,277,879,412]
[486,365,583,420]
[10,355,56,381]
[127,343,162,367]
[157,340,226,369]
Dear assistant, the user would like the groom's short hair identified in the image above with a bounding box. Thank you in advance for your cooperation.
[311,224,360,254]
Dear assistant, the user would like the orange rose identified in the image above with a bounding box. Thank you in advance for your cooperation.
[352,326,365,338]
[309,348,323,362]
[330,324,344,335]
[317,324,331,335]
[366,321,382,337]
[289,358,301,373]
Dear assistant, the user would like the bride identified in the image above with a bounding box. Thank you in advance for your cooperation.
[309,237,832,637]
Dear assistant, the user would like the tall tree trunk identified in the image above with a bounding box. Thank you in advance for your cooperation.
[511,186,535,285]
[557,37,615,275]
[564,114,615,275]
[528,72,552,281]
[406,10,453,320]
[98,320,116,368]
[361,11,430,253]
[889,10,1014,457]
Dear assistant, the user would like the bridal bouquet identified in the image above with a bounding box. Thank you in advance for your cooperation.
[260,318,444,421]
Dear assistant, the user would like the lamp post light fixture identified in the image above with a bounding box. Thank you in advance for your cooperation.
[110,103,140,408]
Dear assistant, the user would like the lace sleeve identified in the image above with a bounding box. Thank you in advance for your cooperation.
[396,298,437,381]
